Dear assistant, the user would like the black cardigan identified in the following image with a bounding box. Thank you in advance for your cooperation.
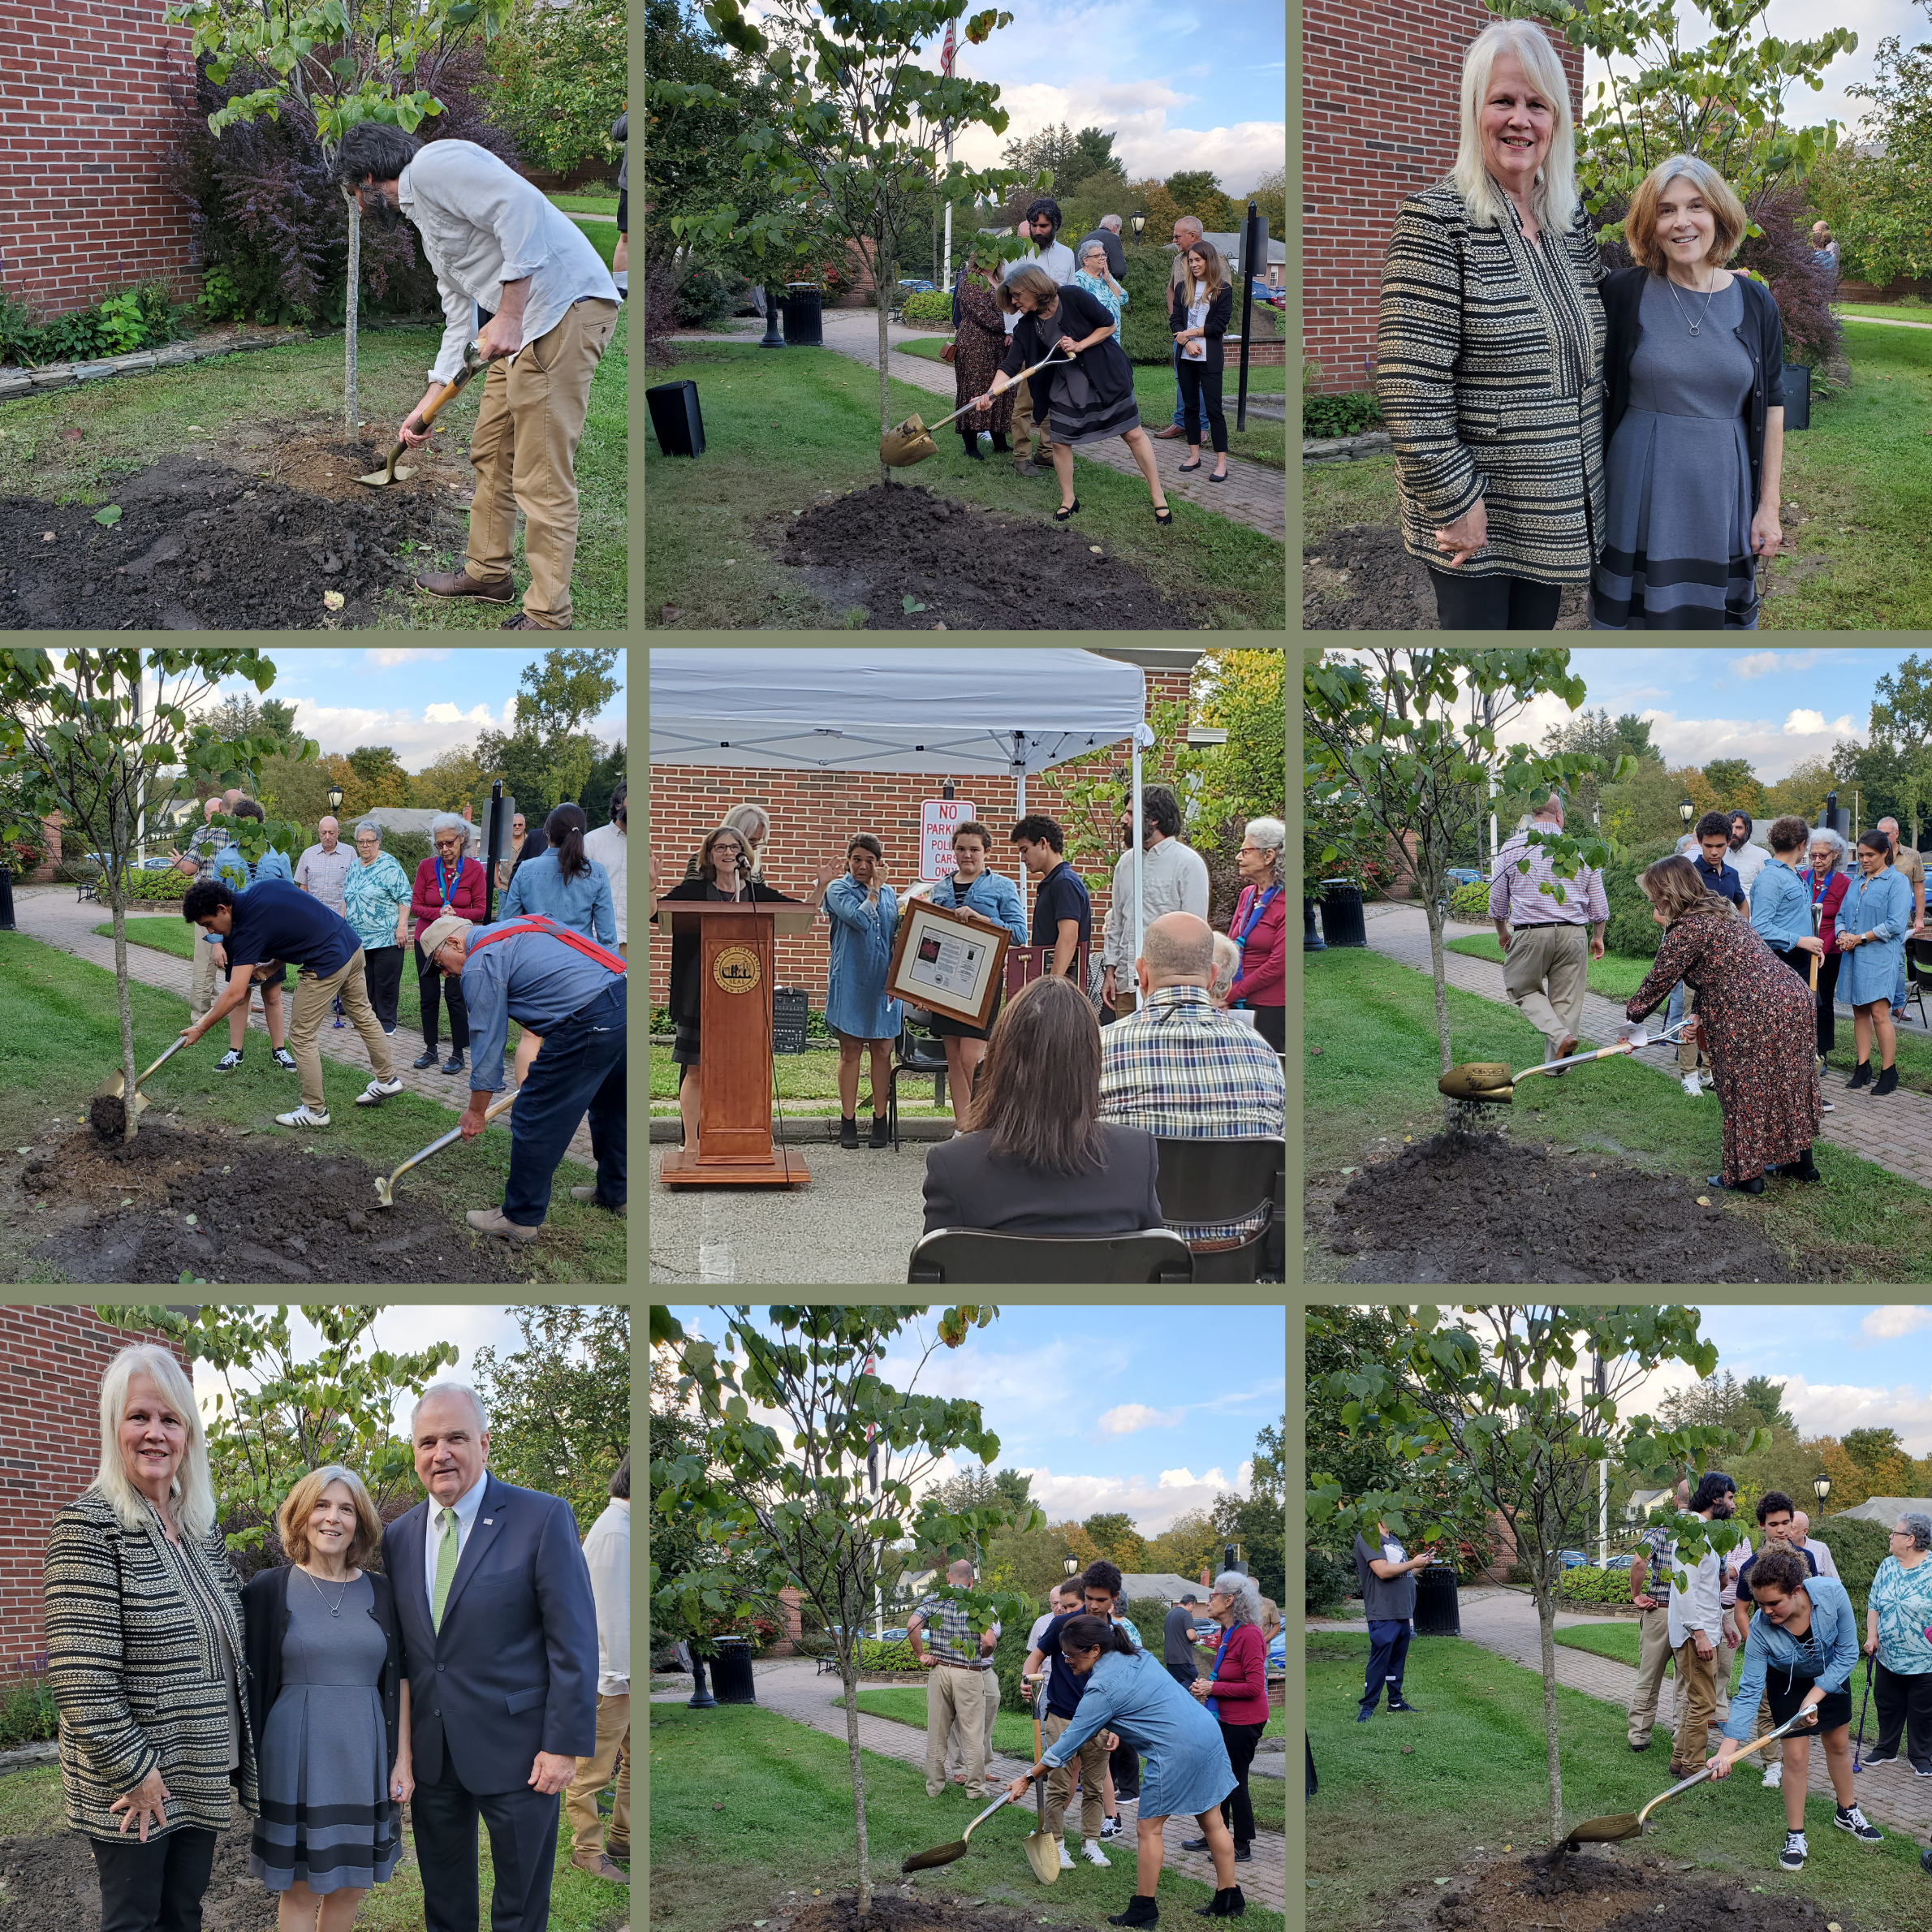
[658,875,800,1024]
[1602,267,1787,514]
[1000,282,1134,425]
[244,1564,403,1775]
[1169,280,1236,377]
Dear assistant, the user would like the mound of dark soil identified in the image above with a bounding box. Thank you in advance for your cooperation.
[0,1811,274,1932]
[1303,520,1589,631]
[779,482,1180,629]
[721,1891,1057,1932]
[11,1119,531,1284]
[0,425,471,630]
[1323,1129,1810,1283]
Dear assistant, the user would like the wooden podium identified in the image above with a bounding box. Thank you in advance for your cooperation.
[656,899,817,1188]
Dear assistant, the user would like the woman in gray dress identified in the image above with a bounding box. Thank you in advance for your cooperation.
[1593,155,1787,627]
[244,1464,410,1932]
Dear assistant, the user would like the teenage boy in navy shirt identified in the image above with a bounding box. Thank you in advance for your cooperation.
[1011,815,1091,979]
[1671,812,1749,1093]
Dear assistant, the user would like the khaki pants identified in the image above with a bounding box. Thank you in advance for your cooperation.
[944,1675,999,1778]
[1671,1636,1719,1770]
[466,296,619,628]
[925,1664,990,1798]
[1011,369,1046,465]
[1502,922,1589,1060]
[1043,1709,1108,1843]
[563,1691,631,1857]
[1627,1604,1673,1747]
[287,948,394,1113]
[189,935,219,1022]
[1753,1689,1783,1766]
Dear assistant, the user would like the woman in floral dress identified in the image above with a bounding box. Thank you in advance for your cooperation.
[952,244,1014,460]
[1627,853,1821,1194]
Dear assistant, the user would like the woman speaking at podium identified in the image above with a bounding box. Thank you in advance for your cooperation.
[653,824,819,1155]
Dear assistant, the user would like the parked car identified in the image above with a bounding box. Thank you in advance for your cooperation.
[1266,1630,1285,1671]
[1557,1550,1593,1569]
[1444,866,1486,889]
[1602,1553,1637,1572]
[897,278,936,294]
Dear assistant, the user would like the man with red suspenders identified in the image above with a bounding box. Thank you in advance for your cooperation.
[417,910,626,1240]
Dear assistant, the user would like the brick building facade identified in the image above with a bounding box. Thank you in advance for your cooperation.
[0,1305,191,1677]
[1303,2,1585,395]
[647,660,1231,1016]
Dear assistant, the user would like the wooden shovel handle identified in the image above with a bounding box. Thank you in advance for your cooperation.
[404,343,483,436]
[1636,1712,1811,1825]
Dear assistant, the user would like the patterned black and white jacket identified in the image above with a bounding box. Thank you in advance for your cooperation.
[44,1489,261,1839]
[1377,181,1610,585]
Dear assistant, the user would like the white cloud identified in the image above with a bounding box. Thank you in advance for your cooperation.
[1774,1374,1932,1457]
[1783,709,1859,739]
[1857,1307,1932,1344]
[282,701,516,763]
[1158,1464,1226,1489]
[424,702,500,727]
[364,649,452,670]
[1098,1402,1186,1435]
[999,1462,1248,1536]
[1732,651,1821,679]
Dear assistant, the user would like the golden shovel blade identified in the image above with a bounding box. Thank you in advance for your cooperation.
[880,415,938,467]
[1439,1062,1516,1101]
[1024,1832,1060,1884]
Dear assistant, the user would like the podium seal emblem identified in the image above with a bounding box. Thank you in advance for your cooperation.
[713,945,761,994]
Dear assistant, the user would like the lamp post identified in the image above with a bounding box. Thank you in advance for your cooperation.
[1813,1475,1831,1510]
[1129,210,1146,245]
[1063,1554,1080,1581]
[1679,798,1695,845]
[326,783,344,814]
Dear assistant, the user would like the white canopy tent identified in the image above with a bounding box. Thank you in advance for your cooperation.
[649,648,1159,990]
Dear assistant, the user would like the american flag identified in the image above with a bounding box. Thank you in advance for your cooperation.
[940,15,955,75]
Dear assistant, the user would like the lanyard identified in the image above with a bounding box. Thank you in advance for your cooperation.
[1233,886,1278,949]
[436,857,459,909]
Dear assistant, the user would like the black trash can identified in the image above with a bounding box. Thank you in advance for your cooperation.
[1781,362,1811,433]
[0,866,13,933]
[648,379,706,457]
[1412,1563,1460,1637]
[1320,878,1368,948]
[782,283,824,347]
[1304,897,1326,951]
[709,1636,757,1704]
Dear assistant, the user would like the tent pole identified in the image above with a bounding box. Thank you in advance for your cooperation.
[1132,739,1144,1011]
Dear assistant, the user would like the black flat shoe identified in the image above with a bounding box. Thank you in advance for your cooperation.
[1178,459,1202,472]
[412,1049,440,1070]
[1207,469,1229,482]
[1847,1060,1873,1089]
[1054,498,1081,521]
[1153,505,1173,524]
[443,1051,464,1074]
[1706,1172,1766,1196]
[1179,1837,1209,1852]
[1873,1064,1900,1096]
[1232,1844,1252,1863]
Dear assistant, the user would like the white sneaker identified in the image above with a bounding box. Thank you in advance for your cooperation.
[1080,1840,1110,1866]
[274,1105,330,1129]
[1681,1072,1703,1097]
[355,1076,405,1106]
[1058,1843,1075,1870]
[1762,1762,1783,1788]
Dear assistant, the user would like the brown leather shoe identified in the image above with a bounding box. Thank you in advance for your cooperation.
[498,612,567,629]
[1013,459,1048,477]
[413,567,515,602]
[573,1852,628,1883]
[1153,425,1186,439]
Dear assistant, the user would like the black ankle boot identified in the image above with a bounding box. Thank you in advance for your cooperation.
[1873,1064,1899,1097]
[1194,1888,1246,1918]
[990,431,1011,453]
[839,1115,860,1149]
[868,1114,890,1148]
[1778,1147,1821,1184]
[960,434,983,459]
[1110,1898,1159,1927]
[1847,1060,1873,1089]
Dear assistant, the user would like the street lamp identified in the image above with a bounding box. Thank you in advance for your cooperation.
[326,783,344,813]
[1813,1475,1831,1507]
[1679,797,1695,834]
[1063,1554,1080,1580]
[1129,210,1146,244]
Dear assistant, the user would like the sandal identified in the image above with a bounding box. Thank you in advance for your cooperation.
[1054,498,1080,521]
[1153,504,1173,524]
[1177,459,1202,472]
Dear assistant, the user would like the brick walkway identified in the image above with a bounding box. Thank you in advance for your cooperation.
[651,1659,1286,1913]
[1356,903,1932,1190]
[1309,1586,1932,1846]
[6,886,593,1165]
[672,312,1287,541]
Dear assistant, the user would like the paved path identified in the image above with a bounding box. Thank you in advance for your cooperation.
[1355,901,1932,1190]
[673,312,1287,541]
[652,1659,1286,1913]
[6,886,594,1166]
[1839,315,1932,330]
[1310,1586,1932,1845]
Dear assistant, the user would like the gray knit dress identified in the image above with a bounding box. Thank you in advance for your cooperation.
[1592,276,1757,628]
[250,1572,399,1895]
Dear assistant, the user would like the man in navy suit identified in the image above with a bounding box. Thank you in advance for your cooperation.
[382,1382,598,1932]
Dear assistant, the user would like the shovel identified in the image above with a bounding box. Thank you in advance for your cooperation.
[879,350,1071,467]
[357,341,484,486]
[373,1090,515,1207]
[1560,1708,1818,1849]
[1438,1019,1692,1103]
[95,1034,191,1123]
[1024,1678,1059,1884]
[902,1788,1025,1873]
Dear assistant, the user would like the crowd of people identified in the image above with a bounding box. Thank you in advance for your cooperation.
[1485,791,1924,1195]
[948,198,1246,524]
[169,786,628,1240]
[43,1344,629,1932]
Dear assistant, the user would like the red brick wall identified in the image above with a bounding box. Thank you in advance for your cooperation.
[0,2,203,317]
[646,669,1202,1013]
[1304,3,1585,394]
[1,1307,192,1675]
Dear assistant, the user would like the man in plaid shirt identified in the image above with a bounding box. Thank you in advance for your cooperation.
[907,1559,998,1800]
[1100,914,1284,1246]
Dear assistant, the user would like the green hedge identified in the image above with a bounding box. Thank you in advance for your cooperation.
[125,868,190,902]
[1118,248,1179,364]
[1558,1564,1634,1604]
[1304,390,1383,440]
[860,1638,918,1671]
[1818,1516,1893,1620]
[0,1671,58,1747]
[1602,836,1680,961]
[1307,1547,1353,1614]
[901,289,952,323]
[1449,881,1490,923]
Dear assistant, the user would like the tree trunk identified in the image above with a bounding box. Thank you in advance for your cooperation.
[343,186,361,443]
[1536,1577,1563,1847]
[1425,895,1456,1126]
[840,1654,873,1910]
[876,242,895,487]
[111,869,136,1145]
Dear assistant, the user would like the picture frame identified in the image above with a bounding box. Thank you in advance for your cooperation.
[885,897,1009,1030]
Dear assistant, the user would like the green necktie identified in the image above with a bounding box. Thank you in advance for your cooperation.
[431,1507,460,1632]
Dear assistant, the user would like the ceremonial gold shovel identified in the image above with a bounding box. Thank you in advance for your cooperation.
[1438,1019,1693,1104]
[373,1091,514,1206]
[879,350,1072,467]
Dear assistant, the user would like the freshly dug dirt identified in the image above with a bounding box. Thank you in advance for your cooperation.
[1386,1845,1863,1932]
[88,1093,128,1139]
[1321,1128,1811,1283]
[1303,521,1589,631]
[0,1810,276,1932]
[718,1891,1059,1932]
[778,482,1182,629]
[10,1119,531,1284]
[0,419,472,631]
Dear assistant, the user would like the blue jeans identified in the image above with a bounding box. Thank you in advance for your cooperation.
[1894,947,1908,1013]
[1362,1618,1412,1710]
[502,977,626,1225]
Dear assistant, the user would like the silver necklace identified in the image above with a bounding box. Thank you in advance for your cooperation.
[1666,269,1721,336]
[302,1563,352,1616]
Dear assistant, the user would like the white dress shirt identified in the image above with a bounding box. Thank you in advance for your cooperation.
[422,1467,490,1614]
[582,822,627,945]
[398,140,620,385]
[1101,836,1212,969]
[1800,1535,1840,1581]
[582,1498,630,1695]
[1667,1534,1723,1649]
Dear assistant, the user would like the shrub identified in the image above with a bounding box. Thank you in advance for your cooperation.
[672,265,751,330]
[0,281,192,369]
[1304,390,1384,439]
[900,289,952,324]
[1558,1563,1636,1604]
[1602,835,1681,960]
[642,257,683,367]
[1815,1515,1893,1620]
[993,1608,1039,1714]
[1118,246,1180,364]
[1306,1547,1354,1615]
[1507,1562,1535,1585]
[860,1637,919,1671]
[124,868,191,903]
[0,1670,58,1749]
[1449,880,1491,923]
[791,1632,838,1659]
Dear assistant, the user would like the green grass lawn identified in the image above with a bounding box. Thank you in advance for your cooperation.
[644,341,1286,631]
[0,309,627,632]
[1836,302,1932,326]
[649,1037,954,1116]
[1443,930,1655,1004]
[1552,1619,1747,1695]
[0,929,623,1285]
[550,186,621,213]
[895,331,1287,395]
[1303,944,1932,1283]
[650,1700,1284,1932]
[1306,1632,1925,1932]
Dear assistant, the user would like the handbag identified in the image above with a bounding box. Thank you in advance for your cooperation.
[940,340,957,363]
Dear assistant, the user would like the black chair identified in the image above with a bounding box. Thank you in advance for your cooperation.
[1904,935,1931,1032]
[908,1228,1194,1283]
[1152,1138,1283,1283]
[886,1014,951,1150]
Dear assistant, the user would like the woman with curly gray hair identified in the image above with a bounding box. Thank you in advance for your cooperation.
[1230,817,1284,1050]
[408,814,488,1073]
[1802,826,1852,1065]
[1863,1511,1932,1773]
[1183,1571,1270,1869]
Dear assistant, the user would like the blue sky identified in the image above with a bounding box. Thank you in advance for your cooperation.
[188,647,626,771]
[1622,1305,1932,1459]
[1485,648,1916,783]
[661,1304,1285,1535]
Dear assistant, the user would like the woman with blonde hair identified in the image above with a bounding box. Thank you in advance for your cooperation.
[1377,19,1606,627]
[1625,852,1821,1193]
[1168,239,1233,481]
[1593,155,1787,627]
[244,1463,408,1931]
[44,1343,259,1932]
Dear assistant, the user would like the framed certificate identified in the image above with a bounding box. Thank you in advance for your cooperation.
[885,898,1009,1030]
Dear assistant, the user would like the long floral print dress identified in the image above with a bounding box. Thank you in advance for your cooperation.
[1627,906,1820,1184]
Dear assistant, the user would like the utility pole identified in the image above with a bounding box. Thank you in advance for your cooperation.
[1593,1352,1608,1567]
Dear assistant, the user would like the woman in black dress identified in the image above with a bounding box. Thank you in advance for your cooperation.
[1169,239,1234,481]
[971,264,1172,525]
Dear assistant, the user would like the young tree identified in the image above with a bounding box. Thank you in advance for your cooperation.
[652,1305,1040,1913]
[1829,2,1932,285]
[1307,1305,1758,1848]
[0,650,312,1143]
[481,0,624,173]
[1304,649,1624,1112]
[477,645,623,815]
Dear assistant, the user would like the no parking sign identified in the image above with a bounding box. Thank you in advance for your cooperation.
[921,798,975,880]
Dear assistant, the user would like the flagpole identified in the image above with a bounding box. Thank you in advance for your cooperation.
[941,13,958,287]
